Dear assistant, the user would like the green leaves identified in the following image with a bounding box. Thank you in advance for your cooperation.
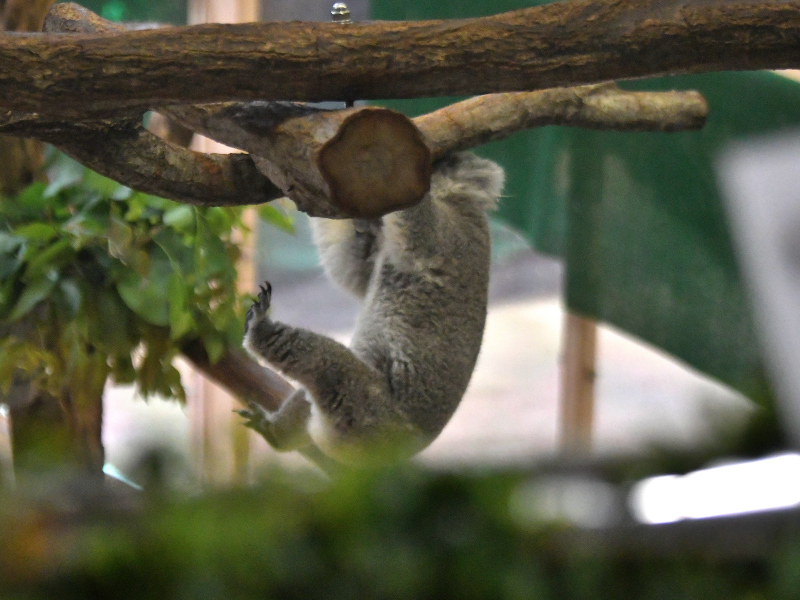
[8,272,58,321]
[116,248,172,327]
[258,203,295,234]
[0,153,256,404]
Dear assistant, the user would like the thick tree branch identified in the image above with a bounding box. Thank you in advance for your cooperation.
[160,85,706,214]
[34,4,707,217]
[0,111,283,206]
[0,7,281,207]
[163,103,431,218]
[180,341,293,412]
[180,341,340,474]
[57,123,284,207]
[417,84,708,159]
[162,85,707,164]
[0,0,793,118]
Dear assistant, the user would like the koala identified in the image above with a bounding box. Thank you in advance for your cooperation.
[241,152,504,466]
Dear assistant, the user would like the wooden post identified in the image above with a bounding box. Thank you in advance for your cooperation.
[559,312,597,453]
[188,0,260,488]
[559,134,603,454]
[0,404,13,489]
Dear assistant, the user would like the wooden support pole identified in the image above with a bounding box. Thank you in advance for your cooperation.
[559,130,604,454]
[187,0,261,487]
[559,312,598,453]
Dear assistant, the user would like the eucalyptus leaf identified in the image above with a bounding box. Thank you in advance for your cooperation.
[24,239,75,282]
[107,216,135,262]
[167,273,195,340]
[124,192,147,221]
[111,185,133,201]
[8,273,58,321]
[202,331,226,364]
[96,290,135,355]
[0,233,26,279]
[198,236,232,278]
[154,230,195,275]
[58,278,82,317]
[62,213,107,242]
[137,328,172,398]
[110,354,137,385]
[15,182,48,211]
[83,170,126,197]
[163,205,195,230]
[204,207,234,236]
[43,161,83,198]
[258,204,295,234]
[116,249,173,327]
[13,223,59,242]
[163,364,186,403]
[0,232,24,254]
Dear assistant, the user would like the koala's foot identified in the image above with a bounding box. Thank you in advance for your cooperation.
[236,401,281,449]
[245,281,272,336]
[237,396,312,452]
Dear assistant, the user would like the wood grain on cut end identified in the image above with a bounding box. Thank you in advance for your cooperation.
[318,108,431,219]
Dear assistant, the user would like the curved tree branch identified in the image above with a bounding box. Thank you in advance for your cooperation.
[0,6,283,207]
[180,340,340,475]
[417,84,708,159]
[164,84,707,160]
[53,120,283,207]
[0,0,793,117]
[27,3,707,217]
[0,110,283,206]
[161,84,706,214]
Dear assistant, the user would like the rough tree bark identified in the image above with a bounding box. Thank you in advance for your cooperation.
[0,0,53,196]
[30,3,708,219]
[165,103,432,218]
[0,0,795,118]
[27,5,283,207]
[161,85,705,215]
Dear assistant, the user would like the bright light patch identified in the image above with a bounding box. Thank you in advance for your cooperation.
[103,463,144,491]
[510,476,621,529]
[629,453,800,524]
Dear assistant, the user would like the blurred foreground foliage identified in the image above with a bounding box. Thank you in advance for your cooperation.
[1,466,799,600]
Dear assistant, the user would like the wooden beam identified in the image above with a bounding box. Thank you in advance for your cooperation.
[0,0,796,118]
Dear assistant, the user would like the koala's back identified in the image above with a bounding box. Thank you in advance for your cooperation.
[346,153,503,442]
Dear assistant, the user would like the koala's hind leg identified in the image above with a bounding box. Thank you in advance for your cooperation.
[242,282,392,447]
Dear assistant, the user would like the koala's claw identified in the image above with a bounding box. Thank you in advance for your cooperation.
[236,401,269,429]
[236,402,279,447]
[245,281,272,334]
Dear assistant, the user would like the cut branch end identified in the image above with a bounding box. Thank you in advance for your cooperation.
[319,108,431,218]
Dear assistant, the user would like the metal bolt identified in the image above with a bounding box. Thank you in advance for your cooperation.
[331,2,351,23]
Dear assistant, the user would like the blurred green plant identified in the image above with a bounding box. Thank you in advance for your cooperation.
[0,466,791,600]
[0,153,252,407]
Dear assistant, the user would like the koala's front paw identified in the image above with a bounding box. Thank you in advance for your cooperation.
[244,281,272,335]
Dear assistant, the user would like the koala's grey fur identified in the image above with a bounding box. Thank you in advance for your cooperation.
[242,152,504,465]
